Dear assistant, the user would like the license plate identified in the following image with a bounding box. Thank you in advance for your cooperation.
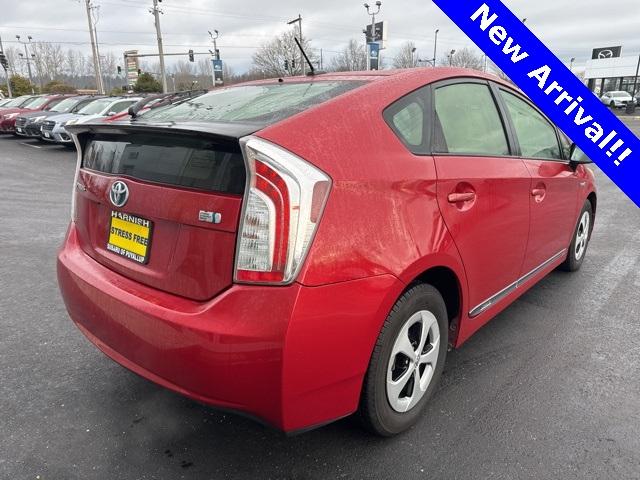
[43,132,50,138]
[107,211,153,264]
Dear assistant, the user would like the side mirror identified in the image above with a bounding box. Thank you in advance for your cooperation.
[107,111,117,116]
[569,143,593,167]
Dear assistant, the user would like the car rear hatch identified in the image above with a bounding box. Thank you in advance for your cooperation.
[66,122,258,301]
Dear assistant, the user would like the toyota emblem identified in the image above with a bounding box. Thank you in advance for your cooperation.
[109,181,129,208]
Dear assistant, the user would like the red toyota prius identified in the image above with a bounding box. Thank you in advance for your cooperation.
[58,68,596,436]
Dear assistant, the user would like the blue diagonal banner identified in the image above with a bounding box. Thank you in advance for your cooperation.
[432,0,640,207]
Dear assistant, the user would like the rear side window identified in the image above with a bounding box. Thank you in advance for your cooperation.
[434,83,509,156]
[500,90,561,160]
[83,134,246,195]
[141,81,363,124]
[383,86,429,154]
[108,101,135,114]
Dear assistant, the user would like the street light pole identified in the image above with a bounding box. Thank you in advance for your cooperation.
[364,2,382,71]
[569,57,575,72]
[433,28,439,67]
[150,0,168,93]
[208,30,220,60]
[15,35,35,93]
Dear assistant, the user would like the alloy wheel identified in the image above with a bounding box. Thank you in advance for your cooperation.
[386,310,440,413]
[574,211,590,261]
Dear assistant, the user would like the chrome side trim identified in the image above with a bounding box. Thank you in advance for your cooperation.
[468,249,567,318]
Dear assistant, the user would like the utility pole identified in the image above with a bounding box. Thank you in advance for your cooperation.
[364,2,382,71]
[433,29,439,67]
[84,0,104,94]
[287,15,303,75]
[15,35,35,93]
[0,35,12,97]
[150,0,168,93]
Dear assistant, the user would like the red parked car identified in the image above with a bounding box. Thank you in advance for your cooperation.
[58,68,596,436]
[0,94,72,133]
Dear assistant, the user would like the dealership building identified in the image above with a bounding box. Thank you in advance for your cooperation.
[585,46,640,96]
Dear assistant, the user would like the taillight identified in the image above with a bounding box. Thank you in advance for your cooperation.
[235,136,331,284]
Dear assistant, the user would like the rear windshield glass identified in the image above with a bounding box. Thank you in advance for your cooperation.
[83,134,246,195]
[141,81,363,124]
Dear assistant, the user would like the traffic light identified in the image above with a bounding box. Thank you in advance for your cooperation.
[291,59,295,69]
[0,52,8,71]
[188,49,194,62]
[137,68,142,75]
[117,65,122,75]
[284,59,289,70]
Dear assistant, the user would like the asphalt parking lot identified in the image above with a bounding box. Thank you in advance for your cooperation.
[1,122,639,480]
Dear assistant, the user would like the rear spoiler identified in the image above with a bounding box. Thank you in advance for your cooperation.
[65,119,264,141]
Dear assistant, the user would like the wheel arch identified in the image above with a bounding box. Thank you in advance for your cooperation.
[587,191,597,236]
[404,264,465,347]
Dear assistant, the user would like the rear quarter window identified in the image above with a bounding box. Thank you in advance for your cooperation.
[383,85,430,154]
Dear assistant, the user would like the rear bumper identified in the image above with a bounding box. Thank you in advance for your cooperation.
[57,223,402,431]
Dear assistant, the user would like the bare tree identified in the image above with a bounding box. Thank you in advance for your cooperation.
[329,39,367,72]
[4,46,21,77]
[252,30,316,78]
[393,41,418,69]
[438,47,483,70]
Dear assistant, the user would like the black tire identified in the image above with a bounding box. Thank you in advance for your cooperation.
[609,101,616,108]
[560,200,593,272]
[359,283,448,436]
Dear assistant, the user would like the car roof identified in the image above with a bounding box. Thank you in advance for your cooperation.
[235,67,515,90]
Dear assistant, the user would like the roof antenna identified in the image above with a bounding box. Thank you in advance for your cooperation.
[294,37,316,76]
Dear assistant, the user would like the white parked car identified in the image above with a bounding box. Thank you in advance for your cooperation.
[600,91,635,108]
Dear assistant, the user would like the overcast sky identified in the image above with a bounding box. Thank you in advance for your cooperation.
[1,0,639,74]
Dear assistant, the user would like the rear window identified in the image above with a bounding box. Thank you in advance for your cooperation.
[141,81,363,124]
[82,133,246,195]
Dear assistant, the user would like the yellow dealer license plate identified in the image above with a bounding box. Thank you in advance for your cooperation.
[107,211,153,264]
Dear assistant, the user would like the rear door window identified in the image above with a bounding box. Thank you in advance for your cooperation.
[433,83,509,156]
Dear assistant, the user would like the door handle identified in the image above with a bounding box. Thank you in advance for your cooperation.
[447,192,476,203]
[531,188,546,197]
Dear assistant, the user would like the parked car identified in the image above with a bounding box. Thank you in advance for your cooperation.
[103,90,209,122]
[58,68,596,436]
[0,95,40,115]
[0,95,70,133]
[41,97,141,144]
[15,96,105,138]
[600,90,635,108]
[0,98,12,108]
